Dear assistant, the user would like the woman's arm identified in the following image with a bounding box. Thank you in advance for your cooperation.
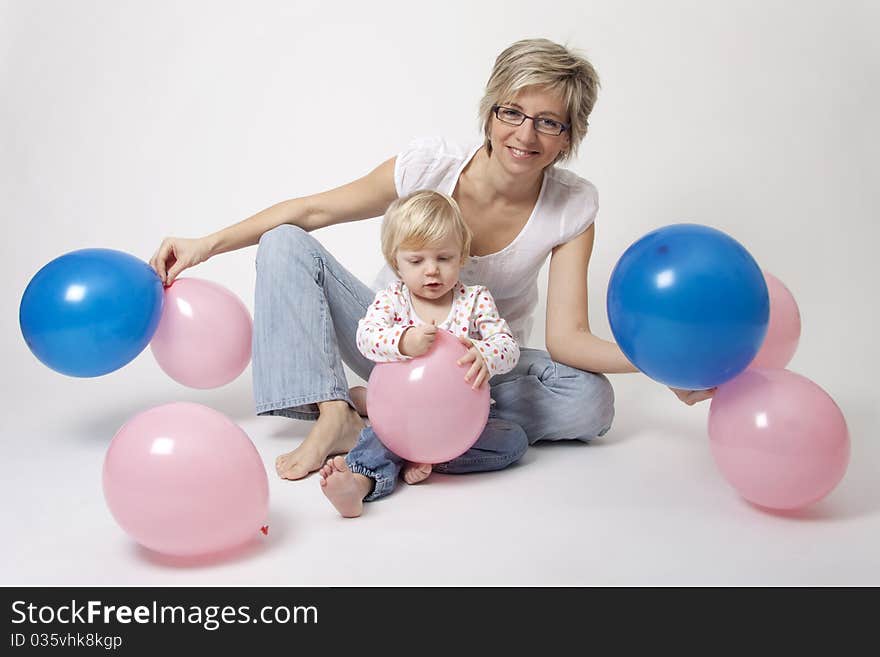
[150,157,398,284]
[544,225,638,374]
[545,226,716,405]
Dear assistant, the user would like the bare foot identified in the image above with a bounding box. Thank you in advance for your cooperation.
[319,456,372,518]
[275,401,364,480]
[402,462,432,485]
[349,385,368,417]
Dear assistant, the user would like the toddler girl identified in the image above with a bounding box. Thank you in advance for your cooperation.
[319,190,525,517]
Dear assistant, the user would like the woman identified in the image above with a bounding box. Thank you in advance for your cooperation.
[150,38,712,481]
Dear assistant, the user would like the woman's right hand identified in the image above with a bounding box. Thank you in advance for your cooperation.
[149,236,212,285]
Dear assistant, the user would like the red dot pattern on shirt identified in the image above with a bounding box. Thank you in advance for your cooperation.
[356,281,519,372]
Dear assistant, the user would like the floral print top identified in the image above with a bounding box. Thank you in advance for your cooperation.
[356,280,520,376]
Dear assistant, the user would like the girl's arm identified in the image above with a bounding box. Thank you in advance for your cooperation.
[150,157,398,284]
[356,289,411,363]
[469,288,520,376]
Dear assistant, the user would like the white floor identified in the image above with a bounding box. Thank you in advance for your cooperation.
[2,341,877,587]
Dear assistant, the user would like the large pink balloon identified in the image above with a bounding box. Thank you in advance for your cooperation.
[708,369,849,510]
[367,329,490,463]
[103,402,269,556]
[749,271,801,369]
[150,278,252,389]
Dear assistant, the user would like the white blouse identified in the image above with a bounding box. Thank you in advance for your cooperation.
[373,136,599,345]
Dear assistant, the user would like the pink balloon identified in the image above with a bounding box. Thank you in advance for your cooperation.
[150,278,252,389]
[103,402,269,556]
[366,329,490,463]
[749,271,801,369]
[708,369,849,510]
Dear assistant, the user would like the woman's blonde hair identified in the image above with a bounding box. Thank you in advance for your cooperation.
[479,38,600,165]
[381,190,472,270]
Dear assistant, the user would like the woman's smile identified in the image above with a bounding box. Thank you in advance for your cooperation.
[507,145,540,159]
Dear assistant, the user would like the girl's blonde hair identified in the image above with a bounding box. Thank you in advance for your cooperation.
[381,190,472,270]
[478,38,601,165]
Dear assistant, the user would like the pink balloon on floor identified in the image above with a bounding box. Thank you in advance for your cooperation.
[708,369,849,510]
[367,329,490,463]
[150,278,252,389]
[749,271,801,369]
[103,402,269,556]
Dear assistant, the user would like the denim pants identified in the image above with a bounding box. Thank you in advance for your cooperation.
[253,226,616,498]
[345,418,529,501]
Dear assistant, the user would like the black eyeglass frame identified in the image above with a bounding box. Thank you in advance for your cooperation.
[491,104,571,136]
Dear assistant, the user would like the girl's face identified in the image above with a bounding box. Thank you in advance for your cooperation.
[488,86,571,175]
[395,234,464,301]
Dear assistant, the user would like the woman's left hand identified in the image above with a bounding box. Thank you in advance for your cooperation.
[669,386,716,406]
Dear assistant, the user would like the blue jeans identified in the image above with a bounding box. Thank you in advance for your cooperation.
[253,226,615,494]
[346,418,529,501]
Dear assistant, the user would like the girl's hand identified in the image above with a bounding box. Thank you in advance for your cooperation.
[456,336,489,389]
[149,236,212,286]
[400,321,437,358]
[669,386,716,406]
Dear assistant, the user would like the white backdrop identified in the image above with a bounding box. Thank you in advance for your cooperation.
[2,0,878,585]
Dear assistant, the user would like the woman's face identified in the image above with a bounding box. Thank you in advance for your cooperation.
[488,86,571,174]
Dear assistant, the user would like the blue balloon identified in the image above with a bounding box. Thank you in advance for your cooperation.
[607,224,769,390]
[20,248,165,377]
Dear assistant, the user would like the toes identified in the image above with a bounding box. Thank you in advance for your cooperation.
[332,455,348,472]
[402,466,429,485]
[275,452,295,474]
[280,463,308,480]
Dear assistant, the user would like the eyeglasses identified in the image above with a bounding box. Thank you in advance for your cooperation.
[491,105,570,136]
